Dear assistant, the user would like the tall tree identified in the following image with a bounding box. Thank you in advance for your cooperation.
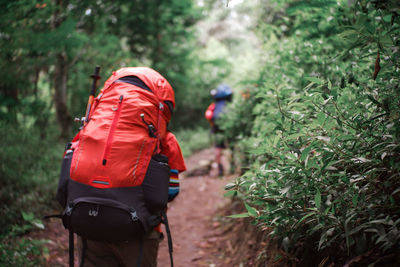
[0,0,127,138]
[110,0,209,128]
[0,1,86,138]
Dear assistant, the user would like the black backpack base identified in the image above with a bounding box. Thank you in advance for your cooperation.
[62,197,147,242]
[45,150,174,267]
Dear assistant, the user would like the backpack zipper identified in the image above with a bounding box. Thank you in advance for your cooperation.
[102,95,124,166]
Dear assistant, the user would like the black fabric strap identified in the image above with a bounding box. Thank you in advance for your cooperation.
[136,235,143,267]
[69,229,74,267]
[164,100,174,115]
[161,211,174,267]
[79,238,87,267]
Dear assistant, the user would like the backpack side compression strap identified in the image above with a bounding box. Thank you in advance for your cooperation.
[161,210,174,267]
[80,238,87,267]
[136,236,143,267]
[69,229,74,267]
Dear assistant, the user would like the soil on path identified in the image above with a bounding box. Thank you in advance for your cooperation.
[157,148,233,267]
[32,148,235,267]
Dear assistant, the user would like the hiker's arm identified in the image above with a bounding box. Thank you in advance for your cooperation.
[168,169,179,202]
[161,131,186,202]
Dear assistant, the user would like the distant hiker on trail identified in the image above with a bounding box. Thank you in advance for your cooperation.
[52,67,186,267]
[205,84,233,176]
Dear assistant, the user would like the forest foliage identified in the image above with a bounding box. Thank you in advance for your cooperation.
[0,1,231,261]
[1,0,400,266]
[222,0,400,264]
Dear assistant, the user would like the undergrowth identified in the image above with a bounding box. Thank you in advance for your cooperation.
[223,0,400,265]
[174,126,211,158]
[0,123,63,266]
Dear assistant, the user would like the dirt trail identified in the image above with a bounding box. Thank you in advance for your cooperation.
[157,148,232,267]
[32,148,234,267]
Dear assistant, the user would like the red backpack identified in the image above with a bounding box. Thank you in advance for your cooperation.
[70,67,174,189]
[54,67,177,266]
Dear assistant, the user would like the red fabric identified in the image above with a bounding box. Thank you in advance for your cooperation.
[70,68,174,188]
[205,103,215,121]
[205,103,215,126]
[102,67,175,121]
[161,132,186,173]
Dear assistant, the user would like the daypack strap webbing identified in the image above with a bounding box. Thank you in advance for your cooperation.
[161,211,174,267]
[69,229,74,267]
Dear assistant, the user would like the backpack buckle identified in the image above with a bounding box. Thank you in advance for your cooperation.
[130,209,139,222]
[140,114,157,138]
[65,204,73,216]
[64,142,72,151]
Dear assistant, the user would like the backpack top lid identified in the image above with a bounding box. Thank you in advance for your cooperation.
[211,84,232,100]
[103,67,175,117]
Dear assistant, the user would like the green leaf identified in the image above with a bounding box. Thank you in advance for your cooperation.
[392,187,400,196]
[225,183,237,190]
[227,213,250,218]
[245,203,258,217]
[301,146,312,161]
[338,29,358,40]
[315,190,321,209]
[304,81,316,91]
[383,14,392,23]
[352,194,358,206]
[224,190,237,198]
[310,223,325,235]
[337,118,342,127]
[22,211,34,222]
[287,132,303,140]
[317,112,326,125]
[294,212,316,228]
[305,77,324,84]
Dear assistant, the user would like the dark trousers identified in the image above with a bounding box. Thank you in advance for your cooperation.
[78,230,161,267]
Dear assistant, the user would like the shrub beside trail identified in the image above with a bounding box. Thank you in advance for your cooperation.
[222,1,400,265]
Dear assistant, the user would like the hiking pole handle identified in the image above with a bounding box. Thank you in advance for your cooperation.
[90,65,101,97]
[82,66,101,127]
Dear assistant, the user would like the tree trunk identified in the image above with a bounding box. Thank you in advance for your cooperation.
[54,53,72,140]
[52,0,72,140]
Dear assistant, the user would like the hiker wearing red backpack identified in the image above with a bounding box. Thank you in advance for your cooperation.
[54,67,186,267]
[77,131,186,267]
[205,84,233,176]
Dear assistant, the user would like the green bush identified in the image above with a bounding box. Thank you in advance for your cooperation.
[0,123,62,236]
[0,237,49,267]
[0,211,49,266]
[174,127,211,158]
[223,0,400,264]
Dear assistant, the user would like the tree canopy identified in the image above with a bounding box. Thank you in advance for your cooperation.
[1,0,399,265]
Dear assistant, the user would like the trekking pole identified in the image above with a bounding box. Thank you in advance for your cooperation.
[81,66,101,128]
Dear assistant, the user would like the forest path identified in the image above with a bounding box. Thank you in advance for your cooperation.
[32,148,234,267]
[157,148,233,267]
